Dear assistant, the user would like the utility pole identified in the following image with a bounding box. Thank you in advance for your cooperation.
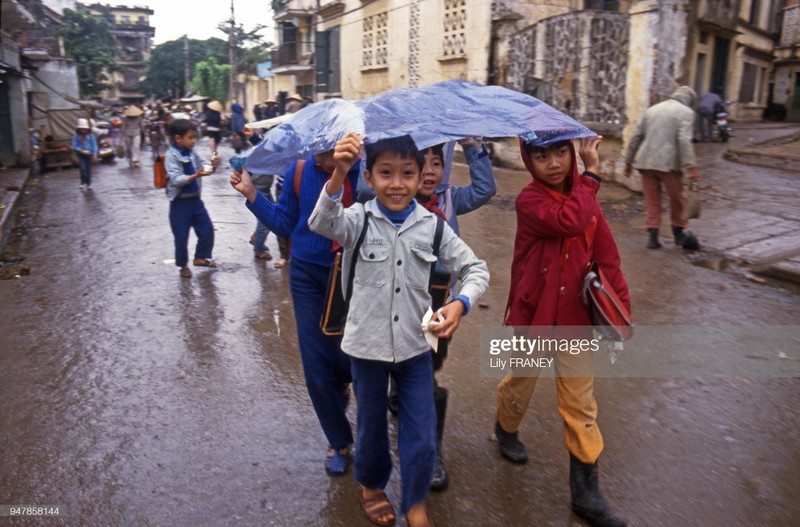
[183,35,189,97]
[228,0,236,105]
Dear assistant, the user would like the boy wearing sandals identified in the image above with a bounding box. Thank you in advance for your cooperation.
[165,119,220,278]
[309,133,489,527]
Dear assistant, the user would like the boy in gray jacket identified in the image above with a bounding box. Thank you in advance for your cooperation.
[309,132,489,527]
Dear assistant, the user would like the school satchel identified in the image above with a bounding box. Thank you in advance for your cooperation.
[153,154,167,189]
[320,214,371,336]
[580,262,634,342]
[427,217,449,367]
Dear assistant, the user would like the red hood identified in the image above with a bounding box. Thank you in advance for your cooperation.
[518,138,579,198]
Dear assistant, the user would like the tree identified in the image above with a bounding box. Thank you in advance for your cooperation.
[141,38,228,100]
[216,22,273,74]
[190,58,231,104]
[57,8,119,97]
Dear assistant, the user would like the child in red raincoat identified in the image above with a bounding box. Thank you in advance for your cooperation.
[494,135,630,527]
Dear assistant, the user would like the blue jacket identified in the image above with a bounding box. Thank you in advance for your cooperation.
[230,103,245,134]
[246,157,362,266]
[72,132,98,156]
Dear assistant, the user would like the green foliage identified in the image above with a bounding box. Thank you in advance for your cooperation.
[189,58,231,104]
[215,21,273,74]
[141,37,228,99]
[57,8,120,97]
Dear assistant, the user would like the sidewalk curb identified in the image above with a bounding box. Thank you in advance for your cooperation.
[0,168,32,253]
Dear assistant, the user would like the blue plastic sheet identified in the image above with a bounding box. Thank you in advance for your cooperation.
[246,80,595,176]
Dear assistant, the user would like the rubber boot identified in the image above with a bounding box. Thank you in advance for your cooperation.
[430,386,449,491]
[569,455,627,527]
[672,226,687,246]
[494,420,528,464]
[647,228,661,249]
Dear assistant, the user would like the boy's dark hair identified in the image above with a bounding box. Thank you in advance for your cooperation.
[422,143,445,164]
[169,119,195,139]
[523,139,571,156]
[365,135,424,172]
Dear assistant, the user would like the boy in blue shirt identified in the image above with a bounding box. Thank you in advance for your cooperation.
[309,132,489,527]
[164,119,219,278]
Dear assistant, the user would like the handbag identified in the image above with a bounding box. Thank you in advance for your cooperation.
[581,262,634,341]
[684,180,701,220]
[320,214,371,336]
[153,154,167,189]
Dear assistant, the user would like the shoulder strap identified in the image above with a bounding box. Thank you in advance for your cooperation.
[429,216,446,284]
[344,212,371,302]
[293,159,305,197]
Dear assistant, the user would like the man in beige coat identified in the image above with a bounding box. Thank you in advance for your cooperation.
[623,86,700,249]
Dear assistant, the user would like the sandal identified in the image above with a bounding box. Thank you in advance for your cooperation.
[179,267,192,278]
[255,250,273,261]
[325,447,349,476]
[358,489,396,527]
[274,258,288,269]
[193,258,218,268]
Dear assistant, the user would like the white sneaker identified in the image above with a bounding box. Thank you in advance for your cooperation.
[79,184,85,190]
[87,186,93,191]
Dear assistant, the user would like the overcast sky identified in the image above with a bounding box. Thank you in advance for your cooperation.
[137,0,276,46]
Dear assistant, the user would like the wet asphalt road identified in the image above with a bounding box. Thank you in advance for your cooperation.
[1,132,799,526]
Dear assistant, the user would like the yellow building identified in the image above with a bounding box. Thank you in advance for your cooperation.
[81,2,155,103]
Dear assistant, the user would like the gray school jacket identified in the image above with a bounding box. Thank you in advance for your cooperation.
[309,192,490,363]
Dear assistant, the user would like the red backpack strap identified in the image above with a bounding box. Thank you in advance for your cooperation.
[293,159,305,197]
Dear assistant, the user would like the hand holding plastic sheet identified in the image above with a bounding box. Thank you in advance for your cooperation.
[246,80,596,176]
[421,308,445,353]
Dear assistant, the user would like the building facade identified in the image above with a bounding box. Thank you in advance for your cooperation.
[80,2,155,103]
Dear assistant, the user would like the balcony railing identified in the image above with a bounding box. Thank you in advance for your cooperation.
[272,40,313,67]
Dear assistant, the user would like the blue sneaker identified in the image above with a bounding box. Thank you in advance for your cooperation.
[325,447,350,476]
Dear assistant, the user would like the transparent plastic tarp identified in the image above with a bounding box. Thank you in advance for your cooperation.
[246,80,595,176]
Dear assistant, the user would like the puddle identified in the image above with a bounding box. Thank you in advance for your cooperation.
[691,257,731,272]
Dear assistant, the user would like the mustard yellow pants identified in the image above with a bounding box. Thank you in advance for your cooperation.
[495,349,603,464]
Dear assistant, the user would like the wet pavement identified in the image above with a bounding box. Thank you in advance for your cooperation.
[1,132,799,526]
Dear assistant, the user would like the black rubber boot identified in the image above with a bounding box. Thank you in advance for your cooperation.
[494,420,528,464]
[647,228,662,249]
[569,455,627,527]
[672,226,687,246]
[430,387,449,491]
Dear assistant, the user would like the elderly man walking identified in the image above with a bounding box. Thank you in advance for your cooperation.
[623,86,700,249]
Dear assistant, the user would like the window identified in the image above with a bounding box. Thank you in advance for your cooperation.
[749,0,760,26]
[443,0,466,58]
[316,27,340,93]
[584,0,620,10]
[740,63,758,103]
[362,11,388,68]
[120,15,131,24]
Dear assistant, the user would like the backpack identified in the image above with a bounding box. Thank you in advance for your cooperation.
[154,154,167,189]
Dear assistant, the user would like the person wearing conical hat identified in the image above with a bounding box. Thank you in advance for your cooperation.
[122,106,144,168]
[285,93,303,114]
[204,101,223,151]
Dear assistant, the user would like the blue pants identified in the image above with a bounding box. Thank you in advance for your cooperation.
[78,153,92,186]
[351,352,435,515]
[289,258,353,450]
[252,188,274,252]
[168,197,214,268]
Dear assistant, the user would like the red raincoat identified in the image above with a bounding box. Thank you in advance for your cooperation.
[504,141,631,328]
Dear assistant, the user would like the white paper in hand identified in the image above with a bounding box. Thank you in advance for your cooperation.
[421,307,444,353]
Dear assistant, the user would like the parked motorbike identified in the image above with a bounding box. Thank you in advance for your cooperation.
[98,137,116,164]
[714,102,733,143]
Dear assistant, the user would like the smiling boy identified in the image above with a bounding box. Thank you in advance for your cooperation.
[309,132,489,527]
